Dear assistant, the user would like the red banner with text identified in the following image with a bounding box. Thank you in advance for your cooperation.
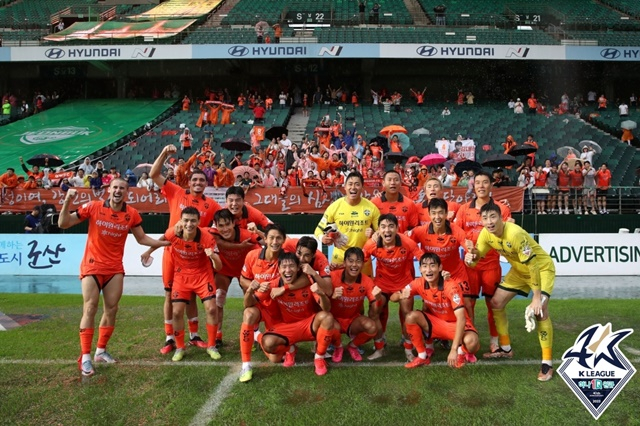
[0,186,524,214]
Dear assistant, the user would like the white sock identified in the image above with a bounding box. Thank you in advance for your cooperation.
[417,352,427,359]
[457,346,464,355]
[166,335,174,342]
[190,333,199,339]
[82,353,91,362]
[542,360,552,367]
[314,354,324,359]
[242,362,252,370]
[95,348,105,356]
[254,329,261,340]
[490,336,499,346]
[501,345,512,352]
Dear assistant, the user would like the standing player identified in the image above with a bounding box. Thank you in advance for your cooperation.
[207,208,263,348]
[146,144,221,354]
[465,203,555,381]
[224,186,272,230]
[58,183,168,377]
[314,172,380,274]
[246,253,340,377]
[165,207,223,362]
[363,214,423,360]
[392,253,479,368]
[371,170,419,233]
[329,247,381,362]
[455,171,511,353]
[418,178,461,225]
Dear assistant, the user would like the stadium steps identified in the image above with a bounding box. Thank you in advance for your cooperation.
[204,0,244,27]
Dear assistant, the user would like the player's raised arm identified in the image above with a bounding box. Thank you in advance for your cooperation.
[150,144,177,187]
[58,189,83,229]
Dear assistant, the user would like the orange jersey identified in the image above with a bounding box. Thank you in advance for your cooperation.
[282,238,331,277]
[371,192,419,233]
[255,277,318,323]
[0,172,18,188]
[363,234,423,293]
[454,198,510,270]
[569,170,584,187]
[161,180,221,228]
[234,204,272,230]
[329,269,376,320]
[208,226,261,277]
[407,222,467,276]
[595,169,611,188]
[557,170,571,189]
[418,199,461,226]
[407,277,467,323]
[164,227,215,277]
[214,169,235,188]
[76,200,143,276]
[241,247,280,282]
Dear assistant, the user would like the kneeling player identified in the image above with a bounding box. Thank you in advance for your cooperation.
[166,207,223,362]
[392,253,479,368]
[329,247,381,362]
[245,253,340,377]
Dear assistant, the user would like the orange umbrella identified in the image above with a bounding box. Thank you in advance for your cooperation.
[379,125,407,137]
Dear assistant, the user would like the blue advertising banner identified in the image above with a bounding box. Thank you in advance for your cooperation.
[0,234,86,276]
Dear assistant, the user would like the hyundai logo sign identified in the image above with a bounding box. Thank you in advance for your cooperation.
[416,45,438,57]
[600,48,620,60]
[45,48,65,59]
[228,46,249,57]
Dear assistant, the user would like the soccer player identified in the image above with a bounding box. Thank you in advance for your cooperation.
[465,202,555,381]
[314,172,380,274]
[224,186,272,231]
[281,236,333,295]
[371,170,419,233]
[246,253,340,377]
[207,208,263,348]
[418,178,461,225]
[329,247,381,362]
[363,214,423,360]
[392,253,479,369]
[165,207,223,362]
[146,144,222,354]
[455,171,511,353]
[58,183,168,377]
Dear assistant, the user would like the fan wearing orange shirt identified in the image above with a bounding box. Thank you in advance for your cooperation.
[363,214,424,361]
[418,178,461,225]
[220,103,235,125]
[454,171,511,353]
[208,101,222,125]
[145,144,222,355]
[371,170,419,233]
[391,252,479,368]
[329,247,382,362]
[568,161,584,214]
[175,151,198,188]
[58,182,168,377]
[410,87,426,106]
[213,162,235,188]
[164,207,223,362]
[595,163,611,214]
[0,167,18,190]
[309,151,343,175]
[246,253,340,378]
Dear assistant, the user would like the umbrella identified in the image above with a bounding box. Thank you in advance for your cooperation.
[390,132,410,151]
[621,120,637,130]
[420,153,447,167]
[579,140,602,154]
[406,155,420,167]
[369,136,389,152]
[314,127,330,133]
[482,154,518,168]
[255,21,269,33]
[412,127,430,135]
[233,165,259,180]
[222,138,251,152]
[454,160,482,177]
[133,163,153,176]
[379,124,407,137]
[265,126,288,140]
[557,146,580,158]
[386,152,407,164]
[508,144,538,156]
[26,154,63,168]
[564,158,580,169]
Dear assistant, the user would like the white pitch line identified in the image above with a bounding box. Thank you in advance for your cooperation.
[623,345,640,356]
[189,365,241,426]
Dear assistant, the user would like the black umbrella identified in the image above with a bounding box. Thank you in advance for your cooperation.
[508,144,538,156]
[482,154,518,168]
[454,160,482,177]
[386,152,407,164]
[265,126,288,141]
[369,136,388,152]
[26,154,63,168]
[221,138,251,152]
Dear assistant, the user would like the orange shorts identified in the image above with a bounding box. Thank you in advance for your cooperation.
[80,273,122,291]
[162,246,175,291]
[257,304,281,330]
[335,316,357,335]
[448,268,471,298]
[422,311,476,341]
[466,266,501,298]
[264,315,316,346]
[171,273,216,303]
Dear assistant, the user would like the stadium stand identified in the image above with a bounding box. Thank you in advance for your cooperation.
[601,0,640,19]
[564,31,640,46]
[0,0,98,29]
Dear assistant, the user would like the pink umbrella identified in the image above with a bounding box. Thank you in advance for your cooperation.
[419,154,447,167]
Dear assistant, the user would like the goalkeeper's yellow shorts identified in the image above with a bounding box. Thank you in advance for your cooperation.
[498,268,555,298]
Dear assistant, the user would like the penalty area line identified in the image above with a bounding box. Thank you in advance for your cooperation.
[189,365,241,426]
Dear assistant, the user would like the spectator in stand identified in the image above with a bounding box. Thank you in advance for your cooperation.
[78,157,94,175]
[372,3,380,24]
[619,101,629,117]
[358,1,366,24]
[213,162,235,188]
[597,94,607,111]
[60,177,71,192]
[545,163,558,214]
[441,106,451,117]
[2,98,11,116]
[182,95,191,111]
[94,160,105,177]
[24,207,41,233]
[524,134,538,166]
[582,161,597,215]
[22,175,37,190]
[533,165,547,214]
[180,128,193,152]
[258,167,277,188]
[165,168,176,183]
[18,157,44,179]
[137,172,153,190]
[507,99,515,109]
[434,4,446,25]
[556,162,571,214]
[279,91,288,109]
[0,167,18,192]
[595,163,611,214]
[253,102,266,123]
[70,169,88,188]
[579,146,594,165]
[21,100,30,117]
[502,135,517,154]
[89,171,102,190]
[466,92,475,105]
[568,161,584,214]
[513,98,524,114]
[273,24,282,43]
[410,88,426,106]
[125,169,137,187]
[527,94,537,114]
[630,93,637,108]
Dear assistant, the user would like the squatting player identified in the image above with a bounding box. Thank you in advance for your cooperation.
[465,202,555,382]
[58,183,168,377]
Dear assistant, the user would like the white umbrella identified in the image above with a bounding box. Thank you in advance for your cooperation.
[255,21,269,34]
[621,120,637,130]
[557,146,580,158]
[412,128,430,135]
[579,140,602,154]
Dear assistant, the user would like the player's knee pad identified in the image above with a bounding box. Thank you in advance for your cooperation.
[216,289,227,308]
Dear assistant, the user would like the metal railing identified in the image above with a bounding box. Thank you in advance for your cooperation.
[522,186,640,215]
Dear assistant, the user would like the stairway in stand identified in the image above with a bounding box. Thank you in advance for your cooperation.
[286,108,310,144]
